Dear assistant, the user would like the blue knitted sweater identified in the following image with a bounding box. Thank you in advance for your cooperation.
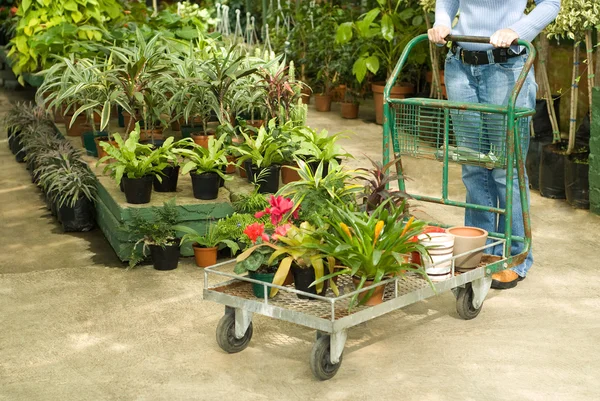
[434,0,561,50]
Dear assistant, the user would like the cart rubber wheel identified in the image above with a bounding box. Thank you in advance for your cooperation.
[216,313,253,353]
[310,335,342,381]
[456,283,482,320]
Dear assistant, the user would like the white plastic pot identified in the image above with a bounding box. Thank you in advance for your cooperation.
[418,232,455,281]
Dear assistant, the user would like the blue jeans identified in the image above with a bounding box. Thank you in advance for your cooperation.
[444,49,537,277]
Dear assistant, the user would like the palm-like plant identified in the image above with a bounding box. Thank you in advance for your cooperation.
[37,156,98,208]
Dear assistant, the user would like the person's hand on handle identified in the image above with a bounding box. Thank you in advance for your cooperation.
[490,28,519,48]
[428,25,451,45]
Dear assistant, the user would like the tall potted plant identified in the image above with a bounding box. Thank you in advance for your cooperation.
[336,0,427,124]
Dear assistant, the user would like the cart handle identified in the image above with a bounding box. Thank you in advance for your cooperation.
[384,34,536,111]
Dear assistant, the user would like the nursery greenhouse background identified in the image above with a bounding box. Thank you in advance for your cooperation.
[1,0,600,399]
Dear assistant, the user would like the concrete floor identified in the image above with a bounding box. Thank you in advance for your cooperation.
[1,87,600,401]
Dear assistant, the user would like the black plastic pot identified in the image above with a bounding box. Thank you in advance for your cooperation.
[122,175,154,204]
[244,160,254,183]
[190,171,220,200]
[58,198,96,232]
[308,158,342,177]
[526,136,552,191]
[532,96,561,140]
[251,164,281,194]
[149,243,180,271]
[565,152,589,209]
[219,165,226,187]
[539,142,567,199]
[291,264,328,300]
[154,165,180,192]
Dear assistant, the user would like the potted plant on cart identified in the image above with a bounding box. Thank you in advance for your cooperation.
[174,136,232,200]
[309,200,429,308]
[174,223,240,267]
[128,200,181,270]
[98,123,167,204]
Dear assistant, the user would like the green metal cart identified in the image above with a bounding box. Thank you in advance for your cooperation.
[203,34,536,381]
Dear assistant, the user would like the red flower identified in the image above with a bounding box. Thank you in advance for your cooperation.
[258,196,299,225]
[243,223,269,244]
[272,224,292,240]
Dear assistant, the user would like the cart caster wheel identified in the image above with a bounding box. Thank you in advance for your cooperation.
[456,283,482,320]
[310,335,342,381]
[216,313,253,353]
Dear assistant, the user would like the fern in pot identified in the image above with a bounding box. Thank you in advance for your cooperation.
[128,200,180,270]
[174,224,239,268]
[174,136,232,200]
[98,123,167,204]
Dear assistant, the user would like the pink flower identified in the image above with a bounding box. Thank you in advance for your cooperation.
[272,224,292,240]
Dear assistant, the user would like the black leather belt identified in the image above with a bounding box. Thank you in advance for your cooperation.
[451,44,526,65]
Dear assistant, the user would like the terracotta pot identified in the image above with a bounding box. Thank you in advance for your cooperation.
[418,232,455,281]
[372,82,415,125]
[238,164,248,178]
[191,133,215,149]
[340,102,359,119]
[139,128,164,142]
[171,119,181,131]
[301,86,312,105]
[94,137,119,162]
[65,114,91,137]
[225,155,237,174]
[246,119,265,128]
[331,84,347,102]
[54,104,67,123]
[352,277,386,306]
[281,163,301,184]
[314,94,332,112]
[193,244,218,268]
[426,70,445,85]
[121,111,140,130]
[446,226,488,269]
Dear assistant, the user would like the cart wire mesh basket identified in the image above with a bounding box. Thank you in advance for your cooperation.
[389,101,531,169]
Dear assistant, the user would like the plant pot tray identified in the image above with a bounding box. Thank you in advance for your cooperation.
[204,251,505,380]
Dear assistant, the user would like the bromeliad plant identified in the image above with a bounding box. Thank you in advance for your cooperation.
[308,199,430,309]
[234,195,299,278]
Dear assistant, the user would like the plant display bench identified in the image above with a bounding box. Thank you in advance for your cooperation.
[56,125,256,262]
[204,249,505,380]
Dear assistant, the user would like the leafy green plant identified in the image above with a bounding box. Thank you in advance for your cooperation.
[336,0,427,82]
[229,119,287,168]
[277,159,362,226]
[232,189,270,214]
[127,199,180,267]
[98,123,167,185]
[308,200,429,309]
[7,0,122,80]
[292,126,351,163]
[174,136,231,179]
[174,224,239,253]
